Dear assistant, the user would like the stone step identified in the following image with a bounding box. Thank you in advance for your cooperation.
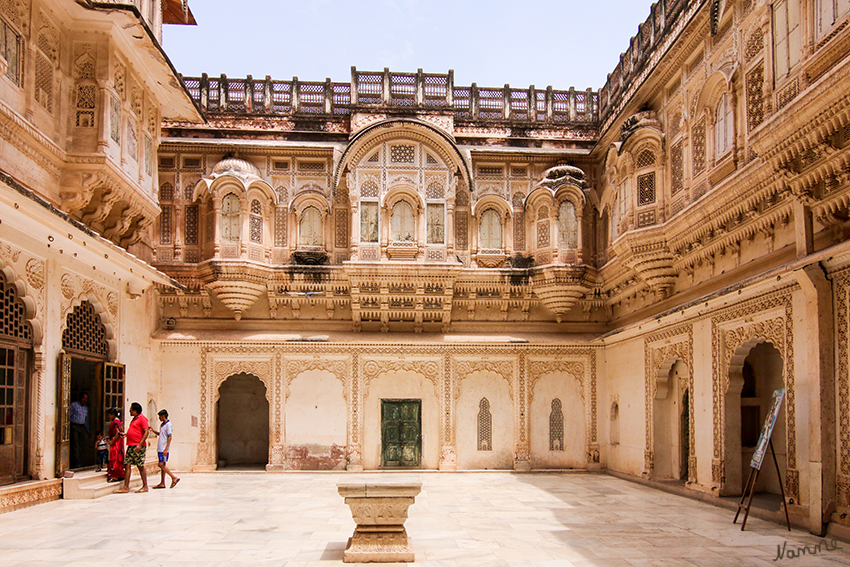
[62,463,157,499]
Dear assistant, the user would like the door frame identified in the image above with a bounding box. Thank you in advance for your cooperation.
[380,398,422,469]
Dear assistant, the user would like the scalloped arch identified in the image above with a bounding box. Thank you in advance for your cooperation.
[0,263,41,345]
[61,293,117,361]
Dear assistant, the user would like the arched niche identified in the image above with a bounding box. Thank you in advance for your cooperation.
[216,373,270,469]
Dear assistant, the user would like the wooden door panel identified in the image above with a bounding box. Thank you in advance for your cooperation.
[381,400,421,468]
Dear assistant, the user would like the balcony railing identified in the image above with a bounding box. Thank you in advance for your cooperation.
[180,67,599,125]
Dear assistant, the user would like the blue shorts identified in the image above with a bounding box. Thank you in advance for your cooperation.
[158,452,169,463]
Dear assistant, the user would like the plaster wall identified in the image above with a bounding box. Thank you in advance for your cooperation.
[602,337,646,476]
[692,318,715,489]
[530,372,585,469]
[285,371,347,470]
[158,346,202,472]
[455,372,513,470]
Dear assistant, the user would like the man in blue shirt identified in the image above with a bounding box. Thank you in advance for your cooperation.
[69,392,89,469]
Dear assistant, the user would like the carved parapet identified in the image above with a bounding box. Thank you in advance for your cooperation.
[530,265,591,323]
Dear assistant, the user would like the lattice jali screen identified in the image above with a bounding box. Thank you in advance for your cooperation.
[513,211,525,250]
[746,62,765,131]
[537,220,550,248]
[776,77,799,111]
[390,145,415,163]
[274,207,287,247]
[477,398,492,451]
[426,182,444,199]
[455,211,469,249]
[637,209,657,228]
[34,53,53,113]
[0,272,32,342]
[61,301,108,358]
[185,205,199,245]
[159,206,172,245]
[549,399,564,451]
[361,180,379,198]
[692,119,706,175]
[638,173,656,205]
[205,201,215,243]
[671,140,684,195]
[335,209,348,248]
[249,200,263,243]
[745,27,764,62]
[636,149,656,169]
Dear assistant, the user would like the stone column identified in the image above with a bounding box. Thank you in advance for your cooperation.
[795,264,835,536]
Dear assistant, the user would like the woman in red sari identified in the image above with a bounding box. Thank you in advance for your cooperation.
[106,408,124,482]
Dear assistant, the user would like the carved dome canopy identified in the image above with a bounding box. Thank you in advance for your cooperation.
[539,165,586,190]
[211,157,261,178]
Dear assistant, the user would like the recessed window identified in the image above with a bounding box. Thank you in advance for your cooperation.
[714,93,734,158]
[390,201,415,242]
[0,20,22,86]
[479,209,502,250]
[221,193,241,241]
[773,0,801,79]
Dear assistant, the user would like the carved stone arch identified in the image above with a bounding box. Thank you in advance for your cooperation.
[621,128,664,162]
[62,290,117,361]
[361,358,441,396]
[654,354,689,401]
[245,179,277,206]
[553,185,586,211]
[471,195,511,219]
[453,359,515,402]
[384,185,423,213]
[527,360,586,402]
[525,187,556,219]
[290,192,331,218]
[334,119,473,192]
[207,177,247,202]
[695,70,733,119]
[0,259,42,345]
[284,358,348,402]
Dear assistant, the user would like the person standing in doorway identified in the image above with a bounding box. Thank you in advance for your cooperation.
[151,409,180,489]
[105,408,124,483]
[116,402,149,494]
[69,392,89,469]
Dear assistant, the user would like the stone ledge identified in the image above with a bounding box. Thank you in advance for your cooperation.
[0,479,62,514]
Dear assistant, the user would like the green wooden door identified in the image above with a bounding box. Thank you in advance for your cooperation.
[381,400,421,467]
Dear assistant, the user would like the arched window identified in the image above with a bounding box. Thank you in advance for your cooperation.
[477,398,492,451]
[299,206,323,247]
[549,398,564,451]
[558,200,577,248]
[390,201,415,242]
[249,199,262,244]
[479,209,502,250]
[220,193,241,242]
[715,92,734,158]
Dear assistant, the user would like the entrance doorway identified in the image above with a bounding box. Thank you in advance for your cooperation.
[381,400,421,468]
[57,301,120,475]
[216,374,269,469]
[652,359,688,480]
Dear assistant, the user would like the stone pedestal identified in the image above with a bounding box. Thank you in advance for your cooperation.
[338,482,421,563]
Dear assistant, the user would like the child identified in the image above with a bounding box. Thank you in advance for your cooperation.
[95,433,108,472]
[151,409,180,489]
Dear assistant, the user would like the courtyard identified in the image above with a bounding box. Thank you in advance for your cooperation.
[0,472,845,567]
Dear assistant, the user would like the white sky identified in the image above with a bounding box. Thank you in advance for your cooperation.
[162,1,653,90]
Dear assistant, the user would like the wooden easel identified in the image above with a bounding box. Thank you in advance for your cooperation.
[733,439,791,531]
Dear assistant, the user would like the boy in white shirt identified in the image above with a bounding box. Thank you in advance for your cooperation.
[151,409,180,489]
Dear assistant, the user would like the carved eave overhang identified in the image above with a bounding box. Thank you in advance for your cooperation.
[343,262,463,332]
[334,118,473,194]
[530,265,593,323]
[750,55,850,171]
[60,155,160,247]
[618,112,664,153]
[611,228,676,300]
[0,170,176,293]
[74,2,202,122]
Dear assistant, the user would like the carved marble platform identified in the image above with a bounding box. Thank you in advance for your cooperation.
[338,482,421,563]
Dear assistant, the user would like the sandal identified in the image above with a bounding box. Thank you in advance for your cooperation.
[152,484,166,489]
[171,478,180,488]
[135,488,148,493]
[114,488,129,494]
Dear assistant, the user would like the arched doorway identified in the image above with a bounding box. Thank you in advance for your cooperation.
[724,341,784,496]
[0,271,33,484]
[653,359,688,480]
[216,374,269,469]
[58,300,122,475]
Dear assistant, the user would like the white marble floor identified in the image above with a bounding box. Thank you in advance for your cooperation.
[0,471,847,566]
